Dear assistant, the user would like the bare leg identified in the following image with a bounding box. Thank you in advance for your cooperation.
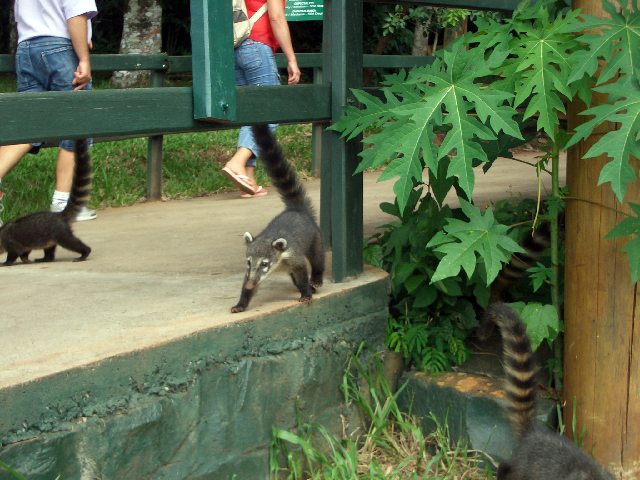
[245,165,256,189]
[55,148,75,192]
[0,144,32,179]
[224,147,253,179]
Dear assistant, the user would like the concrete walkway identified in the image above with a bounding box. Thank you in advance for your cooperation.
[1,152,565,389]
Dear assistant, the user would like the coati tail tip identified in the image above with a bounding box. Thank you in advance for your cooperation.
[480,303,538,437]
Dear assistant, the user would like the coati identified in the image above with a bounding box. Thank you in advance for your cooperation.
[230,124,325,313]
[479,303,615,480]
[490,220,554,304]
[0,139,92,266]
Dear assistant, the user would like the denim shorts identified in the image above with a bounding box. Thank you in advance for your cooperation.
[15,36,92,152]
[235,39,280,165]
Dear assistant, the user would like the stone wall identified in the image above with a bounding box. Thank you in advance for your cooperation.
[0,279,389,480]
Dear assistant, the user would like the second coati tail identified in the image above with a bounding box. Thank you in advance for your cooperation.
[478,303,539,439]
[489,221,552,304]
[0,140,92,266]
[230,124,325,313]
[479,303,614,480]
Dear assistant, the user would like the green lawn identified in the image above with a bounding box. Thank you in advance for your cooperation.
[0,125,314,222]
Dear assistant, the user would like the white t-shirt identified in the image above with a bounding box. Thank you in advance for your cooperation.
[15,0,98,44]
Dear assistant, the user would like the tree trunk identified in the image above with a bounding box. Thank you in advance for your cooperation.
[9,7,17,53]
[441,18,467,50]
[363,5,409,86]
[411,19,432,56]
[111,0,162,88]
[564,0,639,477]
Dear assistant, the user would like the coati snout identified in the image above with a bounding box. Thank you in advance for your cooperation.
[242,233,283,288]
[230,125,325,313]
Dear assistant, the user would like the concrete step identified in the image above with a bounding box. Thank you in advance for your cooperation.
[397,369,557,465]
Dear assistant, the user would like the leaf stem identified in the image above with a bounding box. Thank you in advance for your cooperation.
[505,155,553,175]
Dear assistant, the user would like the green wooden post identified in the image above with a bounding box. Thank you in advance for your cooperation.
[189,0,236,121]
[320,0,333,250]
[147,68,165,201]
[322,0,364,282]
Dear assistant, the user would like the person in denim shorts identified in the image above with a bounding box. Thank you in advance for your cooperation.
[0,0,98,224]
[221,0,300,199]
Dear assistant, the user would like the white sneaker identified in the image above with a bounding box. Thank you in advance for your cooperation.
[76,206,97,221]
[50,203,97,221]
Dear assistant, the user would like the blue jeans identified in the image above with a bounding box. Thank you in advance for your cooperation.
[235,39,279,166]
[15,36,92,152]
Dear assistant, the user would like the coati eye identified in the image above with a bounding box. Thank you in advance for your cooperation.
[262,260,269,268]
[247,259,251,267]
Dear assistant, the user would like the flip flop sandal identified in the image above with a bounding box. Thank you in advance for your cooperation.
[221,167,256,195]
[241,186,268,198]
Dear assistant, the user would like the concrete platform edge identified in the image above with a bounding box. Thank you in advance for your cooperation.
[0,276,390,480]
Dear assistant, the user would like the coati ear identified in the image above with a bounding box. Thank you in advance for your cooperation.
[244,232,254,244]
[272,238,287,251]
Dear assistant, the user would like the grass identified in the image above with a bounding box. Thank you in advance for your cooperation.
[270,344,495,480]
[0,124,314,223]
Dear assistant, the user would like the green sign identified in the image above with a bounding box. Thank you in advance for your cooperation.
[285,0,323,21]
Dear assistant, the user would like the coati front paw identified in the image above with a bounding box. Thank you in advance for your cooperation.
[299,295,313,304]
[231,305,246,313]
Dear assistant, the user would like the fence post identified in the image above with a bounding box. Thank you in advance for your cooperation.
[322,0,363,282]
[147,67,165,201]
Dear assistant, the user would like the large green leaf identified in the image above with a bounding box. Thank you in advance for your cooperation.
[568,1,640,85]
[427,200,524,283]
[508,302,561,350]
[500,7,582,139]
[604,203,640,284]
[327,36,520,212]
[565,76,640,203]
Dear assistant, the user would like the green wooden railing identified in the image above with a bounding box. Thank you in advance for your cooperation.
[0,52,433,199]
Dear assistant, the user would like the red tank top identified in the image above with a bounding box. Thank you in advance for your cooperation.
[246,0,284,53]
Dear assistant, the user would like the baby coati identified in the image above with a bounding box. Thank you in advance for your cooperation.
[230,124,324,313]
[479,303,615,480]
[0,139,92,266]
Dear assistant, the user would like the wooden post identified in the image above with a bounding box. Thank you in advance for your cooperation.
[147,68,165,201]
[321,0,364,282]
[564,0,640,476]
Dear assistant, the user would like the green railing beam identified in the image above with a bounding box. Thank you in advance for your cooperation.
[0,84,331,146]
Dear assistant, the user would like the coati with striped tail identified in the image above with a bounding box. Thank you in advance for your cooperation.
[490,220,556,304]
[231,124,324,313]
[0,139,92,266]
[479,303,614,480]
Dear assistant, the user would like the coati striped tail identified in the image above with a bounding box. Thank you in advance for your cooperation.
[479,303,539,439]
[61,139,92,223]
[251,125,316,218]
[490,221,552,303]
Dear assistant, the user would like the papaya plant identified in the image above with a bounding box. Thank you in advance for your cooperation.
[331,0,640,374]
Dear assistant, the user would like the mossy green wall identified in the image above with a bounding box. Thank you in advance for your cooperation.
[0,278,389,480]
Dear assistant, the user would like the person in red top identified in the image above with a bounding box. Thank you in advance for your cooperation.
[221,0,300,198]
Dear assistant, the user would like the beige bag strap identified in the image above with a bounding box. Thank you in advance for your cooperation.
[250,2,268,23]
